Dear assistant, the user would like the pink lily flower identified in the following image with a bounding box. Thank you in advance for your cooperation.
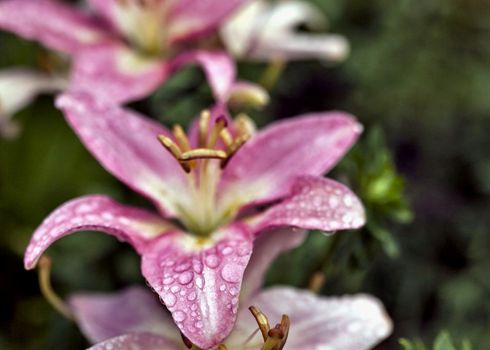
[0,67,67,138]
[221,0,350,62]
[25,91,365,348]
[0,0,249,104]
[68,231,392,350]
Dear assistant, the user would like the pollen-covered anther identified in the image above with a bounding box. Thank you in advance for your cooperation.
[249,306,290,350]
[157,110,252,172]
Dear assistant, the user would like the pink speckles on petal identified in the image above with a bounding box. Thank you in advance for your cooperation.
[88,332,181,350]
[218,112,362,209]
[250,176,366,234]
[56,92,190,216]
[24,195,172,269]
[141,225,254,349]
[71,43,169,104]
[228,288,392,350]
[0,0,109,54]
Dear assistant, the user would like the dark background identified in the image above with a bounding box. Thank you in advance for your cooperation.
[1,0,489,348]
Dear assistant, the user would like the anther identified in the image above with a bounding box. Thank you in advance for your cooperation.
[249,306,270,341]
[217,345,229,350]
[221,134,250,168]
[180,148,227,161]
[199,110,211,148]
[207,116,228,149]
[235,113,256,137]
[157,135,191,172]
[219,128,234,148]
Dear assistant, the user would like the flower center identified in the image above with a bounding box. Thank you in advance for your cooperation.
[157,110,253,236]
[115,0,170,55]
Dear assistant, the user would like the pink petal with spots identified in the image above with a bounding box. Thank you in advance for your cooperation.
[170,51,236,103]
[240,228,307,304]
[167,0,248,44]
[0,0,110,54]
[228,288,393,350]
[141,224,254,349]
[249,176,365,234]
[219,112,362,208]
[88,332,181,350]
[24,195,173,269]
[56,92,190,216]
[69,286,181,344]
[71,43,169,104]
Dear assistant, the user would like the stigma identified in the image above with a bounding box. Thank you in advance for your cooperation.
[157,110,252,173]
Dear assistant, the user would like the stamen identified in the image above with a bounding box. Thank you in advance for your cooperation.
[207,116,228,149]
[235,113,256,137]
[249,306,270,341]
[219,128,234,148]
[172,125,191,152]
[180,148,227,161]
[157,135,191,172]
[217,345,229,350]
[199,110,211,148]
[38,256,74,320]
[221,134,250,168]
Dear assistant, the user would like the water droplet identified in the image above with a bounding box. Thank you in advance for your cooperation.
[163,277,174,285]
[221,263,241,283]
[219,284,226,292]
[163,293,176,307]
[174,261,191,272]
[221,246,233,255]
[178,271,194,285]
[195,276,204,289]
[171,285,181,293]
[174,310,186,322]
[187,291,197,301]
[205,254,220,268]
[193,260,203,273]
[195,321,203,329]
[229,287,238,296]
[237,244,251,257]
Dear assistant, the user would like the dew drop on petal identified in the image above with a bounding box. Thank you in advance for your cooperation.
[205,254,220,268]
[221,263,241,283]
[174,310,186,322]
[163,293,176,307]
[195,276,204,289]
[178,271,193,285]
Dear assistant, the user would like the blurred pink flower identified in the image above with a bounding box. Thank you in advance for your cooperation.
[221,0,350,62]
[25,91,365,348]
[0,0,248,104]
[69,231,392,350]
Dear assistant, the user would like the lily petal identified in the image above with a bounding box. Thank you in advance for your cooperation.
[0,0,109,54]
[249,176,365,234]
[170,51,236,103]
[219,112,362,208]
[88,332,181,350]
[228,288,393,350]
[167,0,248,44]
[0,68,66,138]
[240,228,307,304]
[56,92,190,216]
[24,195,173,270]
[69,286,181,344]
[141,224,254,349]
[71,43,169,104]
[222,0,349,61]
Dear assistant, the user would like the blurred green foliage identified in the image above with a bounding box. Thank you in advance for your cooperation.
[2,0,490,349]
[400,331,472,350]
